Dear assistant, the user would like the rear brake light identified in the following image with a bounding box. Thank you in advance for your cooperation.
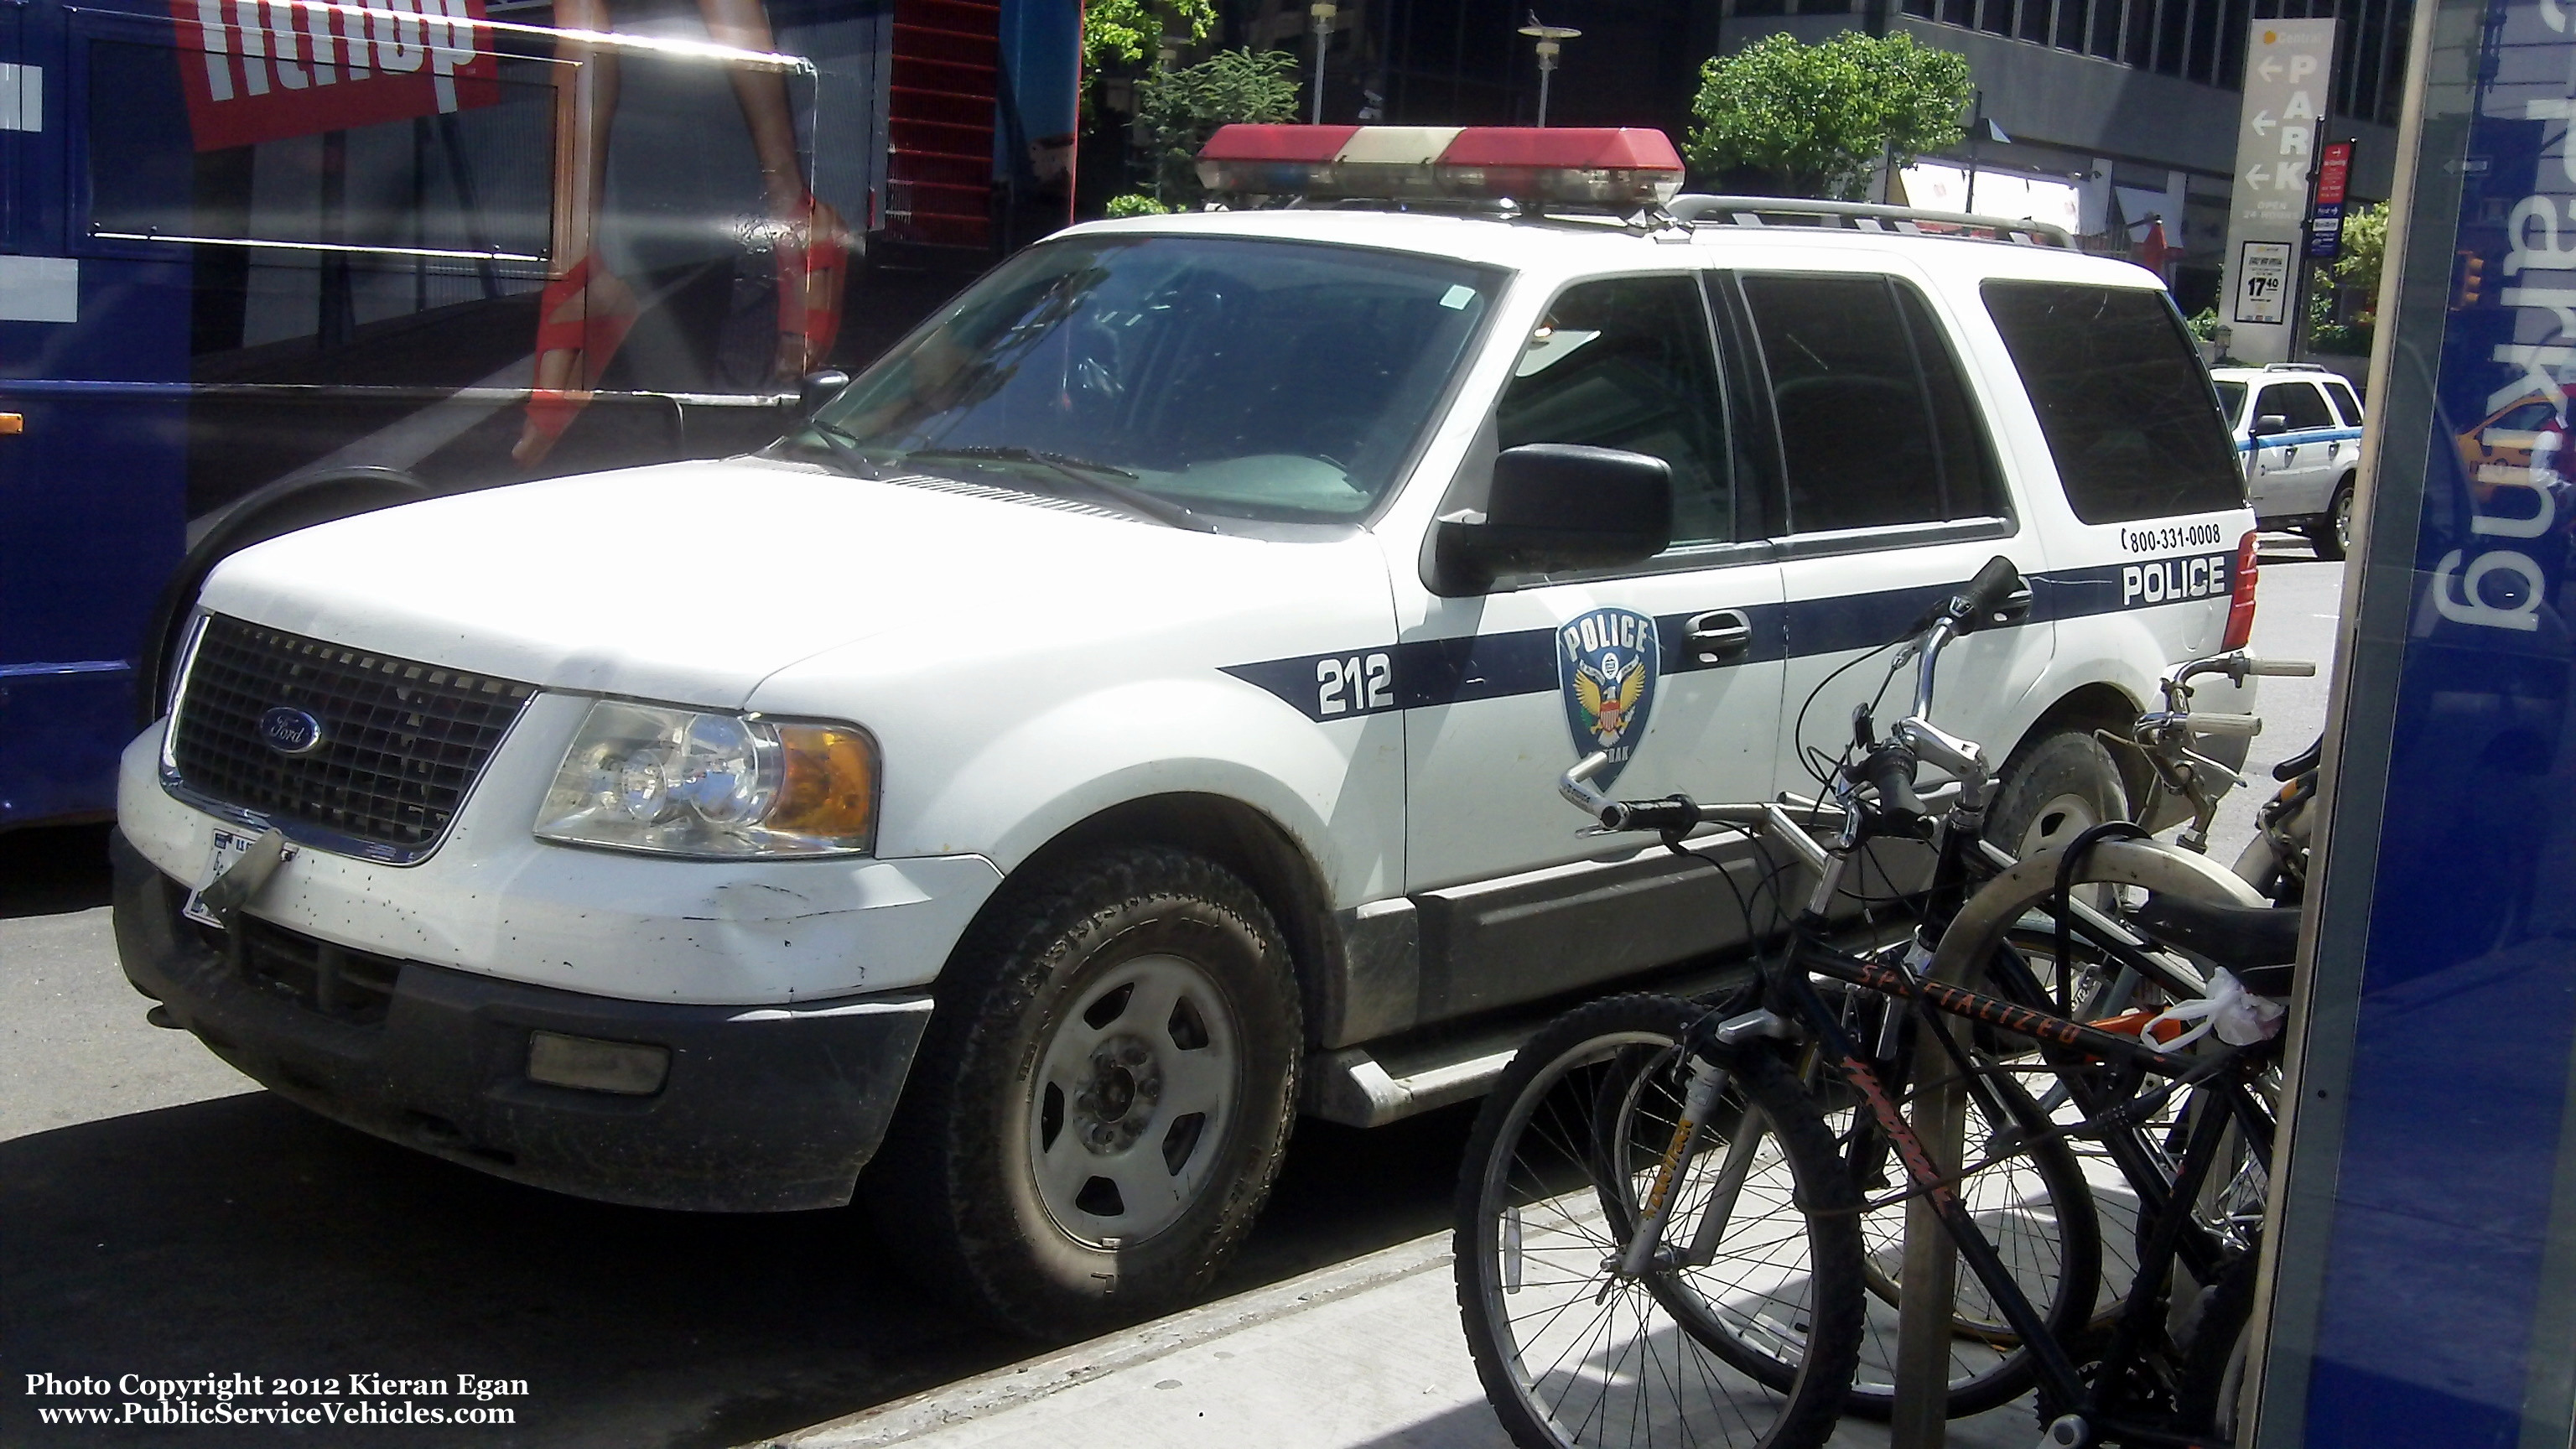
[1195,124,1685,209]
[2221,530,2259,651]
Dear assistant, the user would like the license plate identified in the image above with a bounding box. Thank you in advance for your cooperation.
[182,828,296,927]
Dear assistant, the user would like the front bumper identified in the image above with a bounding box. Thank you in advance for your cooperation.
[114,831,929,1211]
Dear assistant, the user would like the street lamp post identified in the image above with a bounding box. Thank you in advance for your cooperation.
[1517,13,1581,127]
[1309,2,1336,125]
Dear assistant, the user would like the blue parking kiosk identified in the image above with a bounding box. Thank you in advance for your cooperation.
[2257,0,2576,1441]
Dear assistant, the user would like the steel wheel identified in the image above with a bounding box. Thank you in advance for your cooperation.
[1030,950,1241,1244]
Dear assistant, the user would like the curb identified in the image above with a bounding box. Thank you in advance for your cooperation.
[745,1229,1457,1448]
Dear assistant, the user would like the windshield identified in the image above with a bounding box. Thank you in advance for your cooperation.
[797,235,1499,521]
[2214,380,2246,423]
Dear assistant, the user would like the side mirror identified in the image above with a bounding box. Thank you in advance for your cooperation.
[1435,444,1672,594]
[2251,413,2291,437]
[800,369,851,418]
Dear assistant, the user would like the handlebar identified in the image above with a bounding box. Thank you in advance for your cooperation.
[2173,653,2318,690]
[1860,745,1925,819]
[2176,712,2262,737]
[1955,554,2032,633]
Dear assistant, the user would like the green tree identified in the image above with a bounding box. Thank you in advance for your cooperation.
[1083,0,1217,70]
[1135,48,1301,205]
[2307,200,2387,355]
[1686,33,1972,201]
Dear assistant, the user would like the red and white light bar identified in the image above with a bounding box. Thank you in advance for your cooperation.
[1196,125,1685,210]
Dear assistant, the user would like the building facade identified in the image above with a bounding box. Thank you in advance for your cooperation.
[1210,0,2409,315]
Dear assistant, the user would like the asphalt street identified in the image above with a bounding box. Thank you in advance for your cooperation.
[0,547,2347,1449]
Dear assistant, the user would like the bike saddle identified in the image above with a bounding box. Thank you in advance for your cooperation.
[2130,894,2298,996]
[2272,736,2322,782]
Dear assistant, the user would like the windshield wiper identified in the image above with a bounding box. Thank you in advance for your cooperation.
[765,420,884,480]
[903,445,1216,533]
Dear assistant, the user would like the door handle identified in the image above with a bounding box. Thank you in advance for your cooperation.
[1685,609,1753,665]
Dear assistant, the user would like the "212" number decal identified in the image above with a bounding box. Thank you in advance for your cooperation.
[1316,652,1394,715]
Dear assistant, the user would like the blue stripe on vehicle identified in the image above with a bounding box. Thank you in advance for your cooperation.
[2237,425,2366,453]
[1222,554,2237,722]
[0,659,132,678]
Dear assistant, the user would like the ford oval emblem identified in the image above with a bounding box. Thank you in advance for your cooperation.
[257,707,325,756]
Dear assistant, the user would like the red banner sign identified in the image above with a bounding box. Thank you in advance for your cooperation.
[2315,140,2354,207]
[168,0,500,153]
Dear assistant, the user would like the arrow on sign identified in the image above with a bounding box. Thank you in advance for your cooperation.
[2252,109,2276,135]
[2258,55,2283,81]
[2246,164,2272,188]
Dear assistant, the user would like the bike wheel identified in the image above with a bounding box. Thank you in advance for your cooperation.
[1930,839,2272,1332]
[1455,995,1865,1449]
[1834,1064,2101,1419]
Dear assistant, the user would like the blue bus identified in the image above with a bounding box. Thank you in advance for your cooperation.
[0,0,1077,829]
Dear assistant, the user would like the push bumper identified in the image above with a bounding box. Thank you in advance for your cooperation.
[112,830,930,1212]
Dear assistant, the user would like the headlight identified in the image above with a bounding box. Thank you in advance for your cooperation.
[536,700,878,857]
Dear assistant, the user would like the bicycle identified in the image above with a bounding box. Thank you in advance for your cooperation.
[1455,559,2293,1449]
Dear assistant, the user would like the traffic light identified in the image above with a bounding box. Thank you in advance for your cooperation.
[2457,250,2487,309]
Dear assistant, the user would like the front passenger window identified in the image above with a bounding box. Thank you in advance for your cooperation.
[1494,275,1737,548]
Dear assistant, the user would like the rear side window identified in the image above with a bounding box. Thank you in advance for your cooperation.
[2255,382,2334,430]
[1981,282,2244,524]
[2324,379,2364,424]
[1739,273,2002,535]
[1498,275,1739,547]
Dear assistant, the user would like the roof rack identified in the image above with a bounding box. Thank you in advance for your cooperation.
[2260,361,2332,371]
[1663,195,2075,250]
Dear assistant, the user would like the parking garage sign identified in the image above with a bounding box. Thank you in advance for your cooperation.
[2218,19,2336,361]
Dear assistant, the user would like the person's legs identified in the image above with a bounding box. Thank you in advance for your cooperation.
[516,0,638,465]
[700,0,854,379]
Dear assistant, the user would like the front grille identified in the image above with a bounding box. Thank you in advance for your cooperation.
[170,615,535,857]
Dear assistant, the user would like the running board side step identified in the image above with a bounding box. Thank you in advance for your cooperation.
[1304,1035,1526,1129]
[1301,917,1912,1129]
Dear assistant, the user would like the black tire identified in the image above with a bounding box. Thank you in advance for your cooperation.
[2305,478,2355,562]
[1454,995,1864,1449]
[865,846,1301,1337]
[1987,730,2130,867]
[1836,1067,2102,1420]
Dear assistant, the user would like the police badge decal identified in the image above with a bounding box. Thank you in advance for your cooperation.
[1557,607,1659,788]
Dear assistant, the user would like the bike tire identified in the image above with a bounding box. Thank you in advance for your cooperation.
[1454,995,1866,1449]
[1833,1064,2102,1419]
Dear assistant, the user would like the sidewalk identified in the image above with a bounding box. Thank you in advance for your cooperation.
[750,1232,2040,1449]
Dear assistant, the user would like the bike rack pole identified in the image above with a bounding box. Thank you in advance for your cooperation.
[1891,1018,1969,1448]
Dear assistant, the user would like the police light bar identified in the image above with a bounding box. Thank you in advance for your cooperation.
[1196,125,1685,210]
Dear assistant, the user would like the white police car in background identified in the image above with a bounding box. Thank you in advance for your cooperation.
[112,125,2262,1337]
[2211,361,2366,559]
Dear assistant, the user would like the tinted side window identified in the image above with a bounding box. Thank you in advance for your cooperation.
[1894,284,2006,519]
[1740,273,1997,534]
[2324,380,2365,424]
[1496,275,1737,547]
[2257,382,2334,430]
[1981,282,2245,524]
[2215,381,2248,423]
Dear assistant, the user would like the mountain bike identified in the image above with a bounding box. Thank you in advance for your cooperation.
[1454,561,2292,1449]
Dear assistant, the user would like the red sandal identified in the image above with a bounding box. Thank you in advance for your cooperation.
[775,194,854,378]
[516,255,638,466]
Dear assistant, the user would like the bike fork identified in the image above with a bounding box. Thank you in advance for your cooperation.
[1618,1053,1732,1280]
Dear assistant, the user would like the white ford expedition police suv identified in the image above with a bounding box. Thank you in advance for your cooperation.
[112,126,2262,1336]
